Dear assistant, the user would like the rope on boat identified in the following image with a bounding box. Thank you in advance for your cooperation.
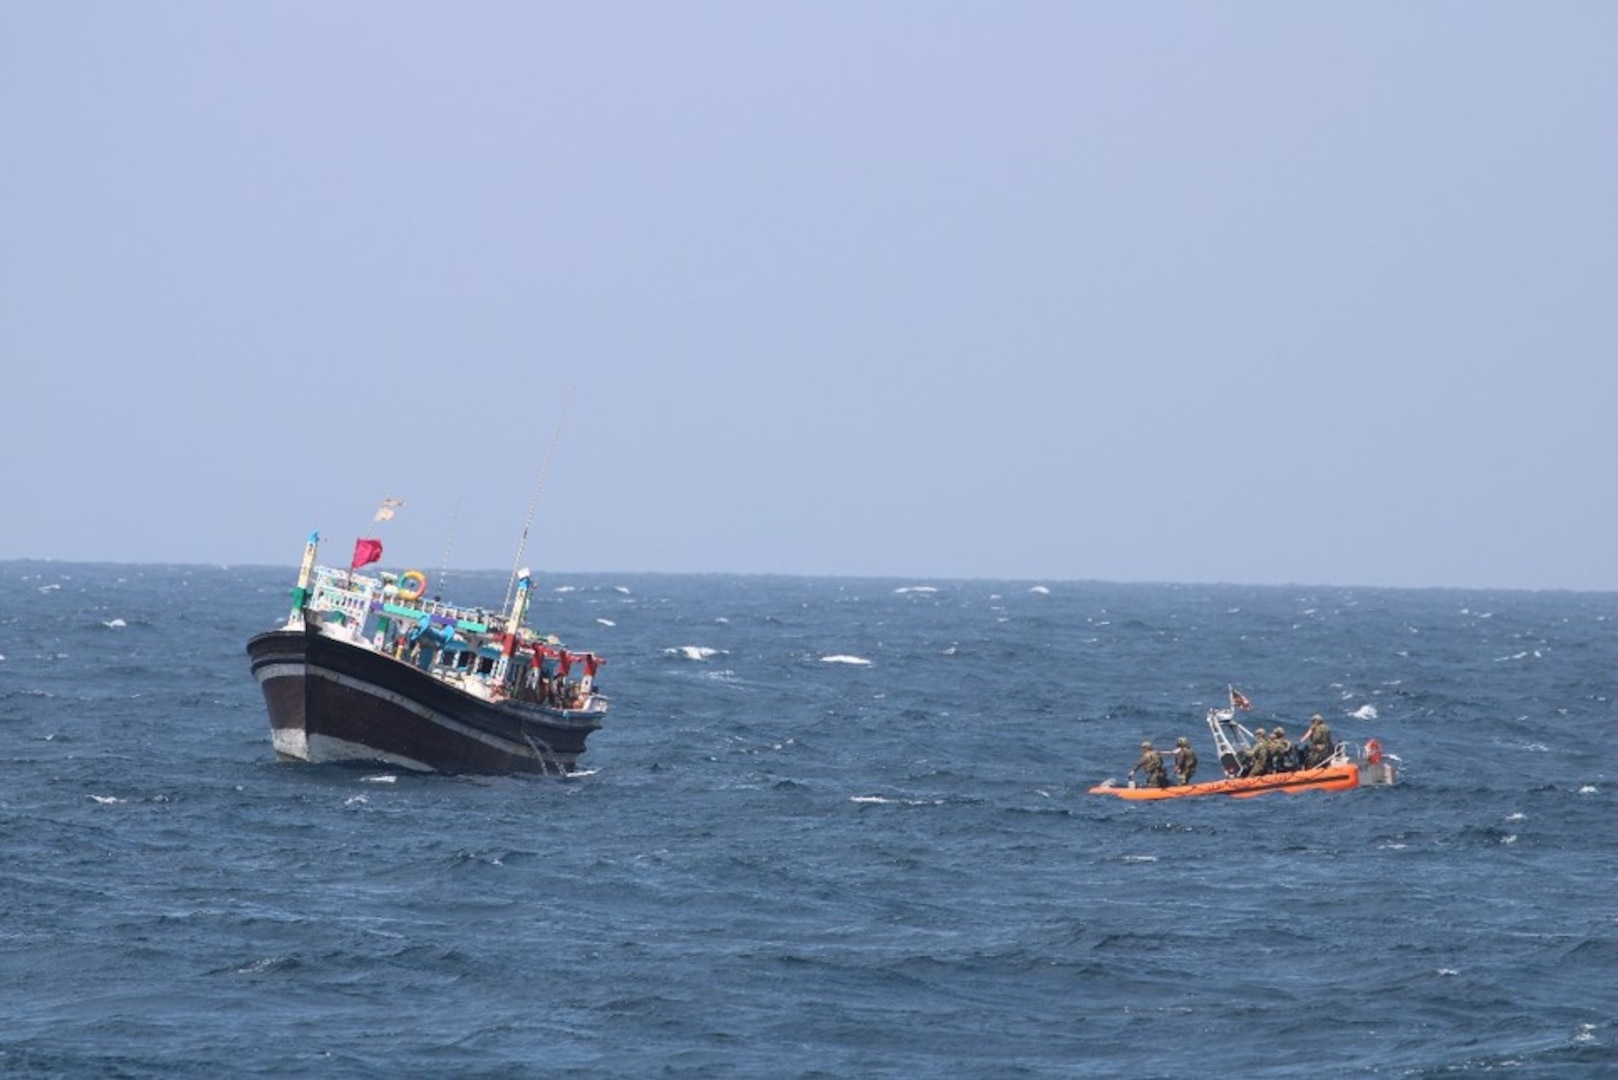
[521,728,560,777]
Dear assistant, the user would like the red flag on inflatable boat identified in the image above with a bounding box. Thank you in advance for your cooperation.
[1229,686,1252,711]
[351,538,383,569]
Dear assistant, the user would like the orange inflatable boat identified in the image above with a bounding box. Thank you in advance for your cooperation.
[1089,762,1362,800]
[1090,688,1396,801]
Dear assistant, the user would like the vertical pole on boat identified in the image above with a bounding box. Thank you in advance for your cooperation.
[492,569,533,689]
[504,386,575,613]
[288,531,320,629]
[508,569,534,635]
[437,497,461,598]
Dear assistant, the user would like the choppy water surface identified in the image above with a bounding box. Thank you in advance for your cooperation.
[2,563,1615,1076]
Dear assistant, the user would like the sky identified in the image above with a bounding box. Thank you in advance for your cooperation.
[4,3,1616,590]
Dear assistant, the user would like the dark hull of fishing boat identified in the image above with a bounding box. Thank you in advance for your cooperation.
[246,627,602,776]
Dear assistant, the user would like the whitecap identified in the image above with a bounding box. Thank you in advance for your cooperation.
[1029,585,1050,595]
[38,583,61,593]
[670,645,717,661]
[1437,968,1460,976]
[596,618,616,627]
[1123,855,1158,863]
[1578,785,1598,795]
[345,795,368,806]
[1506,812,1525,822]
[361,774,397,784]
[894,585,937,595]
[236,957,285,975]
[103,618,127,629]
[821,654,872,666]
[89,795,122,804]
[1501,834,1518,845]
[553,585,576,593]
[1351,704,1379,721]
[852,794,941,806]
[614,585,631,594]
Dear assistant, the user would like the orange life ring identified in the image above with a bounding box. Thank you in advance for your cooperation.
[1365,739,1383,765]
[398,569,428,601]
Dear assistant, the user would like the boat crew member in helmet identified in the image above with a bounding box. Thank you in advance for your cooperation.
[1245,729,1273,776]
[1128,741,1170,788]
[1302,714,1334,767]
[1271,727,1297,772]
[1173,736,1198,786]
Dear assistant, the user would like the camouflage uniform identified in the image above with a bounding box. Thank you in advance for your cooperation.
[1271,728,1295,772]
[1174,737,1198,785]
[1303,715,1333,767]
[1129,742,1170,788]
[1246,733,1272,776]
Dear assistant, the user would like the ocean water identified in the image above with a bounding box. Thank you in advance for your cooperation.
[2,561,1615,1078]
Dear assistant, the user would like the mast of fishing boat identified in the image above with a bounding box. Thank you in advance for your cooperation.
[508,569,534,631]
[490,568,533,688]
[287,531,320,629]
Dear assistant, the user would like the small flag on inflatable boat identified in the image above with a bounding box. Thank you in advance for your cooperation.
[351,538,383,569]
[373,497,405,522]
[1229,686,1252,711]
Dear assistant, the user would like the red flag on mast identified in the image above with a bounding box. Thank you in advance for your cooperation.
[1229,686,1252,711]
[351,538,383,569]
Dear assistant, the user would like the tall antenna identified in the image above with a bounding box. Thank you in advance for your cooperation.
[505,386,575,612]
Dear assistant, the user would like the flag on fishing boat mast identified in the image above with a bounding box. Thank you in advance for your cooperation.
[351,538,383,569]
[1229,686,1252,711]
[373,497,405,522]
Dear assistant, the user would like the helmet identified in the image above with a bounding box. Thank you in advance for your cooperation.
[1310,714,1324,724]
[1141,740,1153,749]
[1273,728,1286,738]
[1177,737,1190,747]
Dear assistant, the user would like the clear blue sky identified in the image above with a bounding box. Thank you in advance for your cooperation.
[5,3,1615,589]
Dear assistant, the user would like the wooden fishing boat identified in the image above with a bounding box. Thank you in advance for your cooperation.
[1089,689,1395,801]
[247,531,607,775]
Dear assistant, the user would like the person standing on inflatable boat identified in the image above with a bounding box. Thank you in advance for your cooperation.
[1173,736,1198,785]
[1127,741,1170,788]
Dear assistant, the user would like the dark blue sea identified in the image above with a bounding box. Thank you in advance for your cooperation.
[3,562,1615,1077]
